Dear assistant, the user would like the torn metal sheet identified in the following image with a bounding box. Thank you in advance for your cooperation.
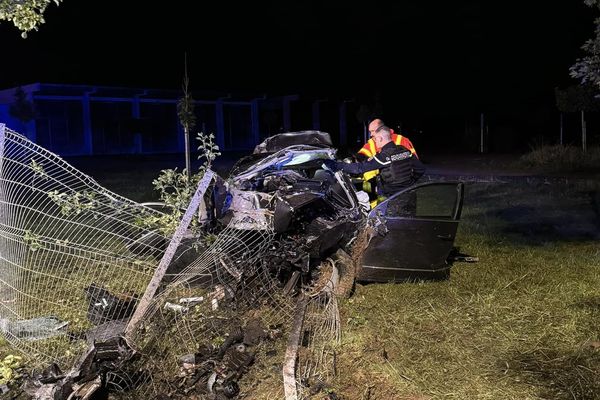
[253,130,333,153]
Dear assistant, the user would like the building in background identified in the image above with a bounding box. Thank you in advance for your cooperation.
[0,83,360,156]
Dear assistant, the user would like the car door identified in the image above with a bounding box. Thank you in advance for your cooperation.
[358,181,464,282]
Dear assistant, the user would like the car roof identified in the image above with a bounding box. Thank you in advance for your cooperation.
[253,131,333,154]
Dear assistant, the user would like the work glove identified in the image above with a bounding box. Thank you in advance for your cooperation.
[322,159,340,172]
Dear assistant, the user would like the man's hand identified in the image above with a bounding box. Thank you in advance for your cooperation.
[322,159,340,172]
[355,154,368,162]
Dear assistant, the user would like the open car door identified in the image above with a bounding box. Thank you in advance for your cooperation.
[358,181,464,282]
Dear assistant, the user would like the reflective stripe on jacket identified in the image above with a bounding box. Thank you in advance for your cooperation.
[341,142,426,196]
[358,132,418,159]
[357,131,418,182]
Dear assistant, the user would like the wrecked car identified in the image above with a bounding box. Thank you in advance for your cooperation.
[0,124,466,399]
[211,130,465,285]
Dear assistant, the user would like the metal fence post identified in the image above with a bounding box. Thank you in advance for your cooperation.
[124,169,215,339]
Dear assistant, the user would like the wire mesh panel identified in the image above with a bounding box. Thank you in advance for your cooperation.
[0,124,169,366]
[0,125,295,396]
[0,125,360,398]
[125,210,297,397]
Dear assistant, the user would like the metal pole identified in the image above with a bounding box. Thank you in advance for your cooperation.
[0,123,5,175]
[283,295,307,400]
[480,113,484,154]
[124,170,215,339]
[581,110,587,152]
[559,113,563,146]
[0,123,4,154]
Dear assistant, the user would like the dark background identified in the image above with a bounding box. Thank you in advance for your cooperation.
[1,0,597,153]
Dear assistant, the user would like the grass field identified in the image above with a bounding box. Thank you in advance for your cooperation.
[330,180,600,400]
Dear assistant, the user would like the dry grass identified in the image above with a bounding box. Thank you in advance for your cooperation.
[518,144,600,174]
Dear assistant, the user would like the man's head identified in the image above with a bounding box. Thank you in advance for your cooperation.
[373,125,392,148]
[368,118,385,138]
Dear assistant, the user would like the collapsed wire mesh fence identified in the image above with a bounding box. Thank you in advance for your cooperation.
[0,125,170,366]
[124,224,299,397]
[0,124,350,398]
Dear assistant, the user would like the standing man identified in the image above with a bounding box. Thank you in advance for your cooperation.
[326,125,425,199]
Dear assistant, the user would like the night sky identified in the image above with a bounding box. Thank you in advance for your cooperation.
[1,1,596,149]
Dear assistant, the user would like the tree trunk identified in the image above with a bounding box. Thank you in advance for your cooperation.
[184,126,191,182]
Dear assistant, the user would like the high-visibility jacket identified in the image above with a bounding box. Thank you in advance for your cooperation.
[357,130,418,182]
